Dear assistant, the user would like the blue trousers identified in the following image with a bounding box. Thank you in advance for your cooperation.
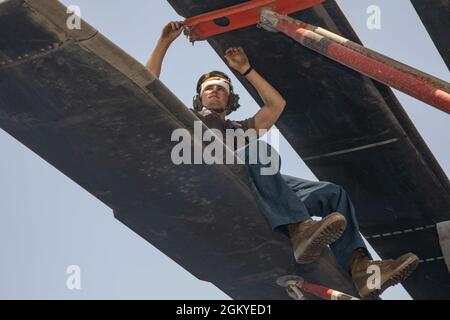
[236,140,371,273]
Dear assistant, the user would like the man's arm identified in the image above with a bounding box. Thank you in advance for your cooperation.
[146,21,184,78]
[225,47,286,133]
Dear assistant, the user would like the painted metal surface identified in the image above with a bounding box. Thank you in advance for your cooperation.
[411,0,449,70]
[0,0,358,299]
[183,0,324,41]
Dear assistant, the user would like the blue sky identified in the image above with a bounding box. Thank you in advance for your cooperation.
[0,0,448,299]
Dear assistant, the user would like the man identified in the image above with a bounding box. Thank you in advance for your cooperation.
[146,21,419,299]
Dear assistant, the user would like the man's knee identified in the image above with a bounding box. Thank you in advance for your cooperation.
[321,182,346,198]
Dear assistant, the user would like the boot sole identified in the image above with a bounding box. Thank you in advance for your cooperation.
[363,253,420,300]
[295,213,347,264]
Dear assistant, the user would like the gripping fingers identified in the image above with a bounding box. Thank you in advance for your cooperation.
[170,21,183,31]
[225,47,243,56]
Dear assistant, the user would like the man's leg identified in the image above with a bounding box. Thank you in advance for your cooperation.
[282,174,370,272]
[239,141,311,233]
[237,140,346,263]
[282,174,419,299]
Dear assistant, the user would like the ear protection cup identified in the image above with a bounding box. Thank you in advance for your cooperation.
[193,93,240,115]
[226,92,240,115]
[193,71,241,115]
[193,94,203,112]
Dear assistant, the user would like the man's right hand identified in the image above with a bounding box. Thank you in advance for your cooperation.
[160,21,184,44]
[147,21,185,77]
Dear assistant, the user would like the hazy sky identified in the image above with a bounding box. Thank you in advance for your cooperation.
[0,0,448,299]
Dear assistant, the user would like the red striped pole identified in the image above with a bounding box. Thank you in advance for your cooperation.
[260,10,450,115]
[277,275,359,300]
[301,281,359,300]
[293,20,450,93]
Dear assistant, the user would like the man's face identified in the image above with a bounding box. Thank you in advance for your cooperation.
[200,78,230,113]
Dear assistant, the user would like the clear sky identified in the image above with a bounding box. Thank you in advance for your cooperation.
[0,0,448,299]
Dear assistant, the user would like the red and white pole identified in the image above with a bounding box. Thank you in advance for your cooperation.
[260,10,450,115]
[300,281,359,300]
[277,275,359,300]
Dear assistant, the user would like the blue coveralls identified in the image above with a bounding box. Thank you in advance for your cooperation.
[236,140,371,273]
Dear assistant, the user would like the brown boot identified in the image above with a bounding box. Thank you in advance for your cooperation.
[288,212,347,264]
[350,249,419,299]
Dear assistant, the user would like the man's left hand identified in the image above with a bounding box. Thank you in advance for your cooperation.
[225,47,251,75]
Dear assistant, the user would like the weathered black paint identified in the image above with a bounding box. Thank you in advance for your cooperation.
[0,0,358,299]
[411,0,450,70]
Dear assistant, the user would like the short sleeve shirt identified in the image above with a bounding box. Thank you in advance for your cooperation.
[191,108,257,148]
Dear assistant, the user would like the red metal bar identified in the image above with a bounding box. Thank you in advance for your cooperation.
[277,275,359,300]
[284,17,450,95]
[183,0,324,42]
[261,10,450,114]
[301,281,359,300]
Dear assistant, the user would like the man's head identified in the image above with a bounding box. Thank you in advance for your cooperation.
[194,71,240,115]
